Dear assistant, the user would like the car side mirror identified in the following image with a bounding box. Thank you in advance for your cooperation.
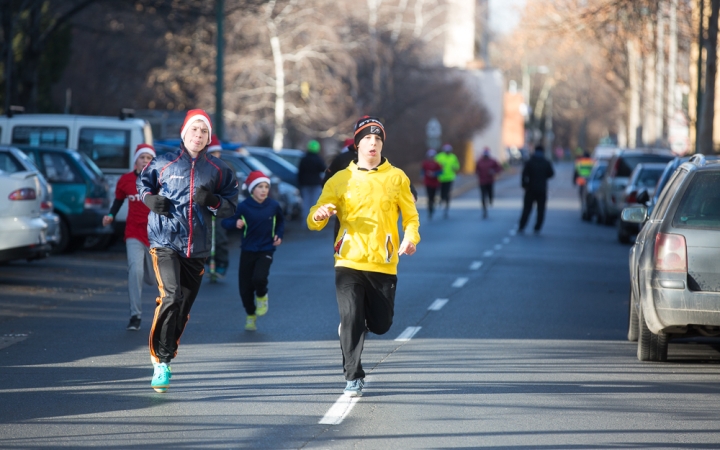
[621,206,648,224]
[636,190,650,205]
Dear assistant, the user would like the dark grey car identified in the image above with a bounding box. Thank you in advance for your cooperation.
[624,155,720,361]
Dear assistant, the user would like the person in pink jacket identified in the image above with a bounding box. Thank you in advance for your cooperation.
[475,147,503,219]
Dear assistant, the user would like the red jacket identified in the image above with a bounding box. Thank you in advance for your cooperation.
[422,159,442,188]
[115,171,151,247]
[475,156,503,186]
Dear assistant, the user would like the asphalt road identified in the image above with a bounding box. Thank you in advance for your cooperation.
[2,161,720,449]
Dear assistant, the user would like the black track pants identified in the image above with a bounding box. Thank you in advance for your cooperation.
[238,251,274,316]
[335,267,397,381]
[149,247,206,364]
[518,189,548,231]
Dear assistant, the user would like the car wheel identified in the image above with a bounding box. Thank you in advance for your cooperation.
[84,234,114,251]
[627,288,639,342]
[52,218,71,254]
[637,305,668,362]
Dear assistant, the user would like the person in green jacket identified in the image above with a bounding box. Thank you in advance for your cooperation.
[435,143,460,218]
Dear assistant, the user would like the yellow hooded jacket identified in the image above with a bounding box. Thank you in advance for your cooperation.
[307,160,420,275]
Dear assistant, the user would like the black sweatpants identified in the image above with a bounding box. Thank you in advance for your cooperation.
[239,250,274,316]
[335,267,397,381]
[149,247,206,364]
[480,183,494,212]
[518,189,548,231]
[425,185,438,217]
[439,181,453,207]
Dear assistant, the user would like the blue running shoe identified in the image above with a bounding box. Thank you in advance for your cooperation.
[343,378,364,397]
[151,362,171,393]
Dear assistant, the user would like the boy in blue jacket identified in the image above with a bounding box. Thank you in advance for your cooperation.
[222,171,284,331]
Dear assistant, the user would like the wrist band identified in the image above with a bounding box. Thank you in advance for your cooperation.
[107,214,113,218]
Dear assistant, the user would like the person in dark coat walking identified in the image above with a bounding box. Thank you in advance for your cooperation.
[298,140,327,220]
[518,145,555,234]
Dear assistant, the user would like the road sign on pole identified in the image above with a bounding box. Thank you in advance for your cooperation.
[426,117,442,149]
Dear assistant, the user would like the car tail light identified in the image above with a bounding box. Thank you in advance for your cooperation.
[654,233,687,272]
[626,191,637,204]
[84,197,105,209]
[8,188,37,200]
[41,200,53,211]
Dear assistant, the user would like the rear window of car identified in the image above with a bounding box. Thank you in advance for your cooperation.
[12,126,69,148]
[0,151,23,174]
[673,172,720,229]
[634,168,664,188]
[616,155,673,177]
[78,128,130,170]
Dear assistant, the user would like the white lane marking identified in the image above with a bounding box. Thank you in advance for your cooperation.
[428,299,449,310]
[452,277,468,288]
[503,237,510,244]
[483,250,494,257]
[494,244,502,250]
[319,380,369,425]
[509,229,517,236]
[395,326,422,341]
[470,261,483,270]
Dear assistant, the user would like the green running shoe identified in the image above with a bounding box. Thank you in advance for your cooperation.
[245,315,257,331]
[255,295,268,316]
[151,362,171,393]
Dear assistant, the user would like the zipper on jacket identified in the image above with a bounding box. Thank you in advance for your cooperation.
[187,160,195,257]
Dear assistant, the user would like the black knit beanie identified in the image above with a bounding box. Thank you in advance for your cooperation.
[353,116,386,147]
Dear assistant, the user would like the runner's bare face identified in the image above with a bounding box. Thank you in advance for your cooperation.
[134,153,154,172]
[252,182,270,202]
[184,120,210,153]
[357,134,383,167]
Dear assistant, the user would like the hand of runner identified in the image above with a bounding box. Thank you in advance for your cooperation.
[102,215,114,227]
[236,218,245,229]
[313,204,337,221]
[398,239,416,256]
[273,235,282,246]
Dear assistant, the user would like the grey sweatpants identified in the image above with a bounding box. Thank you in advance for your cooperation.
[126,238,155,318]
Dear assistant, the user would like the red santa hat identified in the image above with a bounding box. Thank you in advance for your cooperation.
[243,170,271,194]
[133,143,156,164]
[208,135,222,153]
[180,109,213,140]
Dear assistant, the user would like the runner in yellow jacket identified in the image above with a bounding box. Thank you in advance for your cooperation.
[308,116,420,397]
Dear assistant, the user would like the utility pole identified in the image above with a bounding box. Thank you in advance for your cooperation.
[3,8,12,115]
[655,1,666,143]
[699,0,719,154]
[696,0,706,153]
[215,0,225,140]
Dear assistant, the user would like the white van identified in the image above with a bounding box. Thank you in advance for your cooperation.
[0,113,153,222]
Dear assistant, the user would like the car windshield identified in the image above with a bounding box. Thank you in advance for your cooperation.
[591,165,607,181]
[73,152,104,180]
[616,155,673,177]
[242,155,274,177]
[0,151,24,174]
[673,171,720,229]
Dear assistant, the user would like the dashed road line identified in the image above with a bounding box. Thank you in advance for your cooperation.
[494,244,502,250]
[452,277,468,288]
[503,237,510,244]
[470,261,483,270]
[395,326,422,341]
[428,299,449,310]
[319,381,369,425]
[483,250,494,257]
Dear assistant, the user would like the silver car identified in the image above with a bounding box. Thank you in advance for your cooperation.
[624,155,720,361]
[0,146,60,247]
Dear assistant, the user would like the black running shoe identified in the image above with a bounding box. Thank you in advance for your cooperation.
[127,316,141,331]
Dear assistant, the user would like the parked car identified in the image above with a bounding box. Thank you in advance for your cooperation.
[247,147,299,187]
[0,146,60,247]
[0,170,51,263]
[273,148,304,168]
[616,163,667,244]
[0,112,153,224]
[219,150,302,220]
[624,155,720,361]
[580,160,607,221]
[17,146,112,252]
[595,149,674,225]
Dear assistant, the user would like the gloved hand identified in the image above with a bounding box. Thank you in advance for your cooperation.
[194,185,220,208]
[144,194,171,217]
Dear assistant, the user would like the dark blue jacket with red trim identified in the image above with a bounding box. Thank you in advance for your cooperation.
[138,144,239,258]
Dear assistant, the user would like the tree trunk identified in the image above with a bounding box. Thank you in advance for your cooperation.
[699,0,719,154]
[627,39,641,148]
[269,30,285,150]
[655,0,666,143]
